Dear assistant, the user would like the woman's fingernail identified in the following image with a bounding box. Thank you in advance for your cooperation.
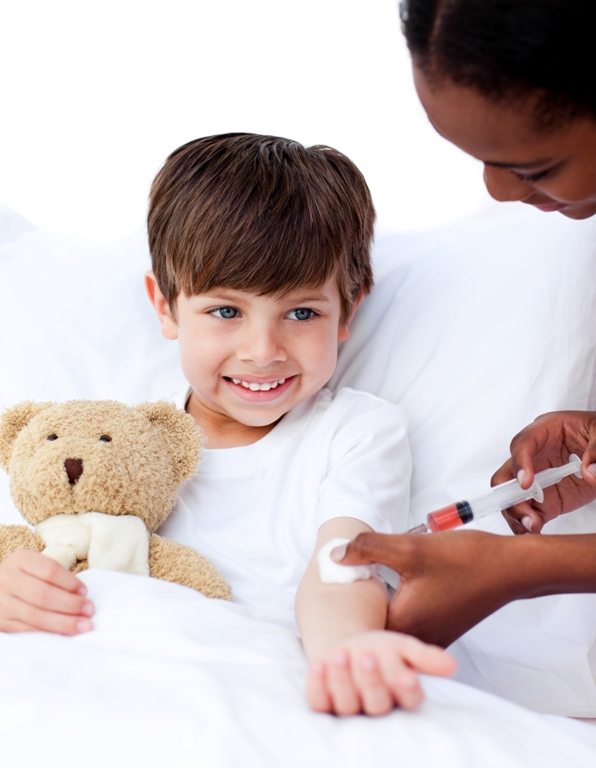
[77,584,87,596]
[517,469,527,486]
[521,516,534,532]
[587,464,596,478]
[82,600,94,617]
[76,619,93,633]
[330,544,347,562]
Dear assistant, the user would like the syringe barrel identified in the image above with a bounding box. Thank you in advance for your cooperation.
[535,456,581,488]
[471,478,534,516]
[426,501,474,532]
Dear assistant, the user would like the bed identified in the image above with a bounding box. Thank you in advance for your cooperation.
[1,203,596,766]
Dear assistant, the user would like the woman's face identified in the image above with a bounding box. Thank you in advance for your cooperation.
[413,65,596,220]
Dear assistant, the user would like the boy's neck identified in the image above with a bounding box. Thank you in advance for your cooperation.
[186,393,280,449]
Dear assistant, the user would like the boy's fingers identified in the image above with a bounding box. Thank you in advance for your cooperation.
[12,575,93,617]
[401,636,457,676]
[8,599,93,635]
[306,662,332,713]
[387,668,423,710]
[18,551,86,594]
[354,654,393,716]
[0,618,33,633]
[326,650,360,716]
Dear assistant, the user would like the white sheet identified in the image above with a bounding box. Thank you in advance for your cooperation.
[1,570,595,768]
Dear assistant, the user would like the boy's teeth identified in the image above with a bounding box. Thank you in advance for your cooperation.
[231,378,286,391]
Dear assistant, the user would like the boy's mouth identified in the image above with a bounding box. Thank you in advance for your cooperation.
[225,376,288,392]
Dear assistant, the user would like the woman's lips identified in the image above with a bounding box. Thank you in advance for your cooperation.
[527,200,567,213]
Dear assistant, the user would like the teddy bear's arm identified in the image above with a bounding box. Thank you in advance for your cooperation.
[0,525,44,562]
[148,534,232,600]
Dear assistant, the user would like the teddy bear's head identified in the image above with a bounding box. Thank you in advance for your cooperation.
[0,400,200,530]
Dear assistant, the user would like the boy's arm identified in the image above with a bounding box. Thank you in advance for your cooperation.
[296,517,455,715]
[295,516,387,660]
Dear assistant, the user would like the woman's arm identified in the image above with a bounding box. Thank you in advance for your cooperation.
[336,530,596,648]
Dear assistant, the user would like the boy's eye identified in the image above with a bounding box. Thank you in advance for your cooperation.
[288,308,315,321]
[211,306,239,319]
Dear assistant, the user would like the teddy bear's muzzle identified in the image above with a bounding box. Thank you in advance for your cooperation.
[64,458,83,485]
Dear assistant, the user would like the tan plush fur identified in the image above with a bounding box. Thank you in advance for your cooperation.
[0,400,231,600]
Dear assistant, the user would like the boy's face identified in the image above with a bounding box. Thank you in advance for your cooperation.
[146,274,355,447]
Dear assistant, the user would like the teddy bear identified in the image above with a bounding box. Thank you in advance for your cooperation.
[0,399,231,600]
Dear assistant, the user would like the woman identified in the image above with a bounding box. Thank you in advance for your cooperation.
[335,0,596,648]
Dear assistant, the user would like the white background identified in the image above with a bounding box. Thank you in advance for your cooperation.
[1,0,493,238]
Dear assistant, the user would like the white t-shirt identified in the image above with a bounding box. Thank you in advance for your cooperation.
[159,387,411,630]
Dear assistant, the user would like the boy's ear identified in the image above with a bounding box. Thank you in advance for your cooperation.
[145,271,179,340]
[337,290,365,342]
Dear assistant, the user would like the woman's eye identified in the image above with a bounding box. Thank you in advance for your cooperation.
[212,306,239,319]
[288,308,315,321]
[513,168,552,183]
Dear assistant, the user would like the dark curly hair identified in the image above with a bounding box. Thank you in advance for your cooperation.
[400,0,596,127]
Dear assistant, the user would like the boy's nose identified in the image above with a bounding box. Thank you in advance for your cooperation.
[237,327,287,366]
[483,165,534,203]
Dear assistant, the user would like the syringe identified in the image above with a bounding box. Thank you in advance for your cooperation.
[408,454,582,534]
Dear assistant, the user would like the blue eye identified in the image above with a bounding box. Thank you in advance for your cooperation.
[288,308,315,321]
[212,306,239,319]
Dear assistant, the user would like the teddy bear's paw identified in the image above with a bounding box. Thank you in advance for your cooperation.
[0,525,44,562]
[149,534,232,600]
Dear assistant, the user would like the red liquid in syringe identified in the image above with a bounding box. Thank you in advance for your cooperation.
[425,500,474,532]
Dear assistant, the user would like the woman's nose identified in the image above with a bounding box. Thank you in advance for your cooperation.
[483,165,534,203]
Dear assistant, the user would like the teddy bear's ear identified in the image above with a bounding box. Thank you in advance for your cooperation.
[136,401,201,484]
[0,401,54,470]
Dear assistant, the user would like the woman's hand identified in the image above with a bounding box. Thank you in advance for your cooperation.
[334,530,522,648]
[491,410,596,534]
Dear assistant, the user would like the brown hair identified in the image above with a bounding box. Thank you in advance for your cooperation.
[147,133,375,322]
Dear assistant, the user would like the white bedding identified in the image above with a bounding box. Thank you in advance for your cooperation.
[1,570,595,768]
[1,204,596,764]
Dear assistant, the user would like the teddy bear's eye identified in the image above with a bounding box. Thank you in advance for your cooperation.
[99,434,112,443]
[46,433,58,441]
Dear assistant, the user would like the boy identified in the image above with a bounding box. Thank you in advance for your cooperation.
[0,133,454,715]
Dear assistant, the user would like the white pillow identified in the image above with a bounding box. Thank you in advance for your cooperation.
[1,204,596,715]
[333,204,596,523]
[331,203,596,715]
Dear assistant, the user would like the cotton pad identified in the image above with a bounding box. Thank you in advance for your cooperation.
[317,537,401,589]
[317,537,376,584]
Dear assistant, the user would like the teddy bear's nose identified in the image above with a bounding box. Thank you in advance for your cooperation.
[64,458,84,485]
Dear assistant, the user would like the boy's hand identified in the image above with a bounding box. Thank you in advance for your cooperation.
[306,630,455,716]
[0,550,94,634]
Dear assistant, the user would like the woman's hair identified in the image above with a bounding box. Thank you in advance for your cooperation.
[147,133,375,322]
[400,0,596,126]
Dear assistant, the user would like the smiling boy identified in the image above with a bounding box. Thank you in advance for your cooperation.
[0,133,454,715]
[146,133,455,714]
